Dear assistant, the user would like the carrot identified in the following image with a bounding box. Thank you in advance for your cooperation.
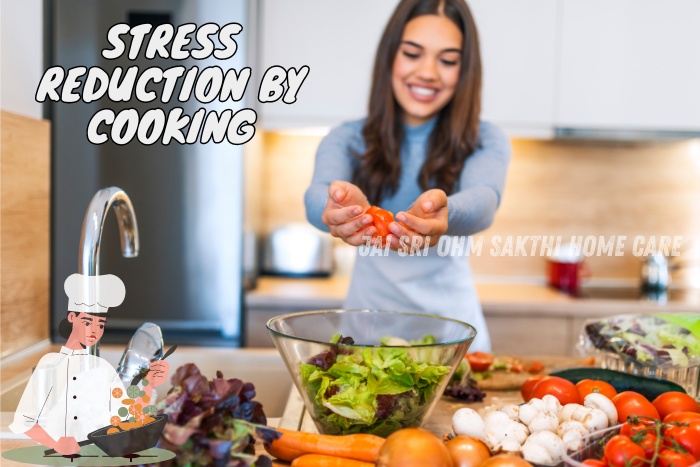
[291,454,374,467]
[270,428,384,463]
[265,441,306,462]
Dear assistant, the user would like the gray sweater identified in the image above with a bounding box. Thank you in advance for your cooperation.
[304,118,511,351]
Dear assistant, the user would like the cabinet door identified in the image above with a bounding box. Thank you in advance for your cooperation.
[468,0,558,137]
[558,0,700,131]
[257,0,399,129]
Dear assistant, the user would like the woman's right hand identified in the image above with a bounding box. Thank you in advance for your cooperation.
[321,181,374,246]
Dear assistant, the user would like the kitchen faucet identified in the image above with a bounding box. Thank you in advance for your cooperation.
[78,187,139,357]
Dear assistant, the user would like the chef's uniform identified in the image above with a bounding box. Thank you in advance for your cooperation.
[9,274,127,442]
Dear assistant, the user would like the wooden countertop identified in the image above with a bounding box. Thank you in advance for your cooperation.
[246,276,700,316]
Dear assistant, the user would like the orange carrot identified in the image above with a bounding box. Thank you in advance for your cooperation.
[270,428,384,463]
[265,441,306,462]
[291,454,374,467]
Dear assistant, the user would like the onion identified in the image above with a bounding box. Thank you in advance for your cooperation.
[376,428,452,467]
[445,435,491,467]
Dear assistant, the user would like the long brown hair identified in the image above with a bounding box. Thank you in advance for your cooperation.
[353,0,482,205]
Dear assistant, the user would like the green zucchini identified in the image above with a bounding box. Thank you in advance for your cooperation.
[549,367,686,401]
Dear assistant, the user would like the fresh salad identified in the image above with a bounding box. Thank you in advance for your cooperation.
[299,334,451,437]
[582,314,700,368]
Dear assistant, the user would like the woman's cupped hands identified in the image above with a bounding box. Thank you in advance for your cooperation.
[322,181,448,251]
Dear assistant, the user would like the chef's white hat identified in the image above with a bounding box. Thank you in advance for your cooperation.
[64,273,125,314]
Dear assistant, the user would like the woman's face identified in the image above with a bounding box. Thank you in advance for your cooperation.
[392,15,463,126]
[68,312,106,347]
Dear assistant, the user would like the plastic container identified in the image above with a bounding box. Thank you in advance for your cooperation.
[564,424,700,467]
[563,425,620,467]
[578,313,700,399]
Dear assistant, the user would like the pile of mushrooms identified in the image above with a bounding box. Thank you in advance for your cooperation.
[451,393,618,466]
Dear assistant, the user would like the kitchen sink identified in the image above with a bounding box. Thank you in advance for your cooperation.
[0,346,293,421]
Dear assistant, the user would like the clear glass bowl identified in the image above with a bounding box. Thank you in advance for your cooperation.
[267,309,477,437]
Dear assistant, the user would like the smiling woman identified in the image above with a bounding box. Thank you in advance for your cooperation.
[304,0,511,352]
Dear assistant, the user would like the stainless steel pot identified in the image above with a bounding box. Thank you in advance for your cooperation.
[641,252,671,291]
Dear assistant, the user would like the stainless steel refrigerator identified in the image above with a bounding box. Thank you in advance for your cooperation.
[49,0,252,346]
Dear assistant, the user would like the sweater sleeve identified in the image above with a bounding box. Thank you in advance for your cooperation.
[445,121,511,236]
[304,121,364,232]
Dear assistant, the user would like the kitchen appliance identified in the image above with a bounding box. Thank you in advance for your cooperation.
[49,1,250,346]
[262,224,334,277]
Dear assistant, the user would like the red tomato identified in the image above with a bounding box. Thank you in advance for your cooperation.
[576,379,618,402]
[611,391,660,423]
[664,419,700,459]
[530,376,580,405]
[526,361,545,374]
[635,435,658,460]
[663,411,700,424]
[656,448,698,467]
[582,460,606,467]
[603,435,646,467]
[366,206,394,240]
[466,352,494,372]
[521,375,547,402]
[619,418,657,438]
[652,391,700,420]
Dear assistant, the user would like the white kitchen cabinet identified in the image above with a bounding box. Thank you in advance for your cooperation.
[257,0,558,137]
[257,0,399,130]
[557,0,700,132]
[468,0,559,137]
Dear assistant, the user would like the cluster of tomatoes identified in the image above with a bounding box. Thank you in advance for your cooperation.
[519,374,700,467]
[584,410,700,467]
[107,383,158,434]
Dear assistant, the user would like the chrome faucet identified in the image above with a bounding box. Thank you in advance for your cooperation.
[78,187,139,356]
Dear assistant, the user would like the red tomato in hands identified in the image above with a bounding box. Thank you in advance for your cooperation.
[530,376,580,405]
[611,391,660,423]
[603,435,646,467]
[365,206,394,242]
[652,391,700,420]
[466,352,494,372]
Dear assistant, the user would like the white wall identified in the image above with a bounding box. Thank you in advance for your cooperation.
[0,0,44,119]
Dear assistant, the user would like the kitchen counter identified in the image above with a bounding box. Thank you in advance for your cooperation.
[248,275,700,314]
[246,276,700,355]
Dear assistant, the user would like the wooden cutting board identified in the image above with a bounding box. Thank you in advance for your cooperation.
[476,355,594,391]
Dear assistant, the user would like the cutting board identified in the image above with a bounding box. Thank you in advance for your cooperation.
[0,111,51,358]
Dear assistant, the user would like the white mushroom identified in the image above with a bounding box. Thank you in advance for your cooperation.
[542,394,562,415]
[519,403,539,426]
[559,403,585,423]
[558,420,589,450]
[491,438,524,454]
[500,404,521,422]
[579,408,609,433]
[483,411,529,450]
[584,393,618,426]
[528,398,546,412]
[522,431,567,466]
[452,407,486,440]
[528,411,559,433]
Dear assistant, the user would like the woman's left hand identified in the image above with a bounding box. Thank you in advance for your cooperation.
[386,189,448,251]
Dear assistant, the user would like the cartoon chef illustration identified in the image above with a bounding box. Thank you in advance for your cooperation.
[9,273,170,455]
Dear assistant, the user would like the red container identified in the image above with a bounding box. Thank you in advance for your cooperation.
[547,259,590,295]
